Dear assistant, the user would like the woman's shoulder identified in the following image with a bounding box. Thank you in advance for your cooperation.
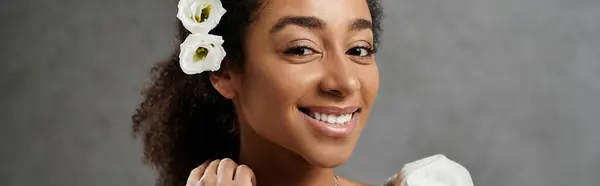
[383,154,474,186]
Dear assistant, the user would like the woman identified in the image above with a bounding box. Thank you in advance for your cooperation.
[133,0,473,185]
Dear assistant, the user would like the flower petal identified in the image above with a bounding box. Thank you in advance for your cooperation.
[177,0,227,34]
[179,33,226,75]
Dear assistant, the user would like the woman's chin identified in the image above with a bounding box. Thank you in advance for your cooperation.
[302,149,354,168]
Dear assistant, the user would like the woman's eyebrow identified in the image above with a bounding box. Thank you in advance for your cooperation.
[270,16,325,34]
[269,16,372,34]
[348,18,373,32]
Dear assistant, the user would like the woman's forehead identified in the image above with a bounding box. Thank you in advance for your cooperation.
[257,0,372,23]
[249,0,373,36]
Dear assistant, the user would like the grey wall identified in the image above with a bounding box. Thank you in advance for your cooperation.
[1,0,598,185]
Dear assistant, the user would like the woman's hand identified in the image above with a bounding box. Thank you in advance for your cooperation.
[186,158,256,186]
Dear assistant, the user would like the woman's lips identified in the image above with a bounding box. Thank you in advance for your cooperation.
[299,106,359,138]
[304,106,359,115]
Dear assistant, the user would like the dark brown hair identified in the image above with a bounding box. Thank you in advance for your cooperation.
[132,1,383,185]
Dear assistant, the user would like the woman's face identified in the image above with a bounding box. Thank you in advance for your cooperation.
[230,0,379,167]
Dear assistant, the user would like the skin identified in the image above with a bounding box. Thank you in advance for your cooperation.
[188,0,380,185]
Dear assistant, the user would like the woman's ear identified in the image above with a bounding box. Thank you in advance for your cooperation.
[210,70,235,99]
[210,68,237,99]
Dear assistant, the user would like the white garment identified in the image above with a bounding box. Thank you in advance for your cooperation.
[384,154,474,186]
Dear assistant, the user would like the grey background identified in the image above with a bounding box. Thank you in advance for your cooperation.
[1,0,599,185]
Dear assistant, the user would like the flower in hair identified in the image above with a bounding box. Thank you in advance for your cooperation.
[179,33,226,75]
[177,0,227,75]
[177,0,227,34]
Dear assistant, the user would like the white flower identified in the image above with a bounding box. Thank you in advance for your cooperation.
[179,33,226,75]
[386,154,474,186]
[177,0,227,34]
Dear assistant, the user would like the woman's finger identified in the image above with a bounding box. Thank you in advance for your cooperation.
[195,160,221,186]
[234,165,257,186]
[197,174,216,186]
[186,161,210,185]
[204,159,221,175]
[216,158,238,184]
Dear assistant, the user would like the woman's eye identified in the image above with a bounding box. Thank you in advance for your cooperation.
[284,47,316,56]
[346,47,373,57]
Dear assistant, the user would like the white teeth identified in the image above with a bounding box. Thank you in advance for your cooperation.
[308,112,353,125]
[336,116,344,124]
[327,115,335,123]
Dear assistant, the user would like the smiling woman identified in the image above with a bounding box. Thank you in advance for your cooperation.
[132,0,471,186]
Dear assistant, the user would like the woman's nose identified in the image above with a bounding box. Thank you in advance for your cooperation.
[318,54,361,98]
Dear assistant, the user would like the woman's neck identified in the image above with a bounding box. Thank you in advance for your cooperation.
[237,124,337,186]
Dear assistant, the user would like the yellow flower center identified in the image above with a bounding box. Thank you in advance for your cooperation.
[193,47,209,62]
[194,5,212,23]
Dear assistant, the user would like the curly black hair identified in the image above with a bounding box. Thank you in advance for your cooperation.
[132,1,383,185]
